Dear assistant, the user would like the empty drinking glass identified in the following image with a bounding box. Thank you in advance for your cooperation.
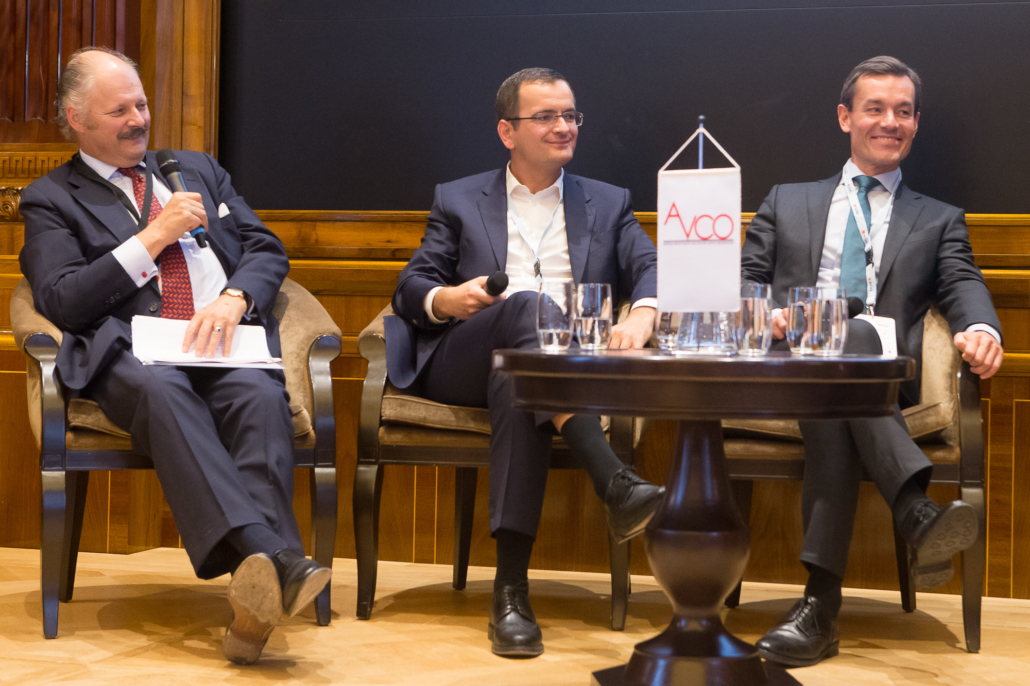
[537,280,574,351]
[654,311,682,352]
[574,283,613,350]
[735,283,773,355]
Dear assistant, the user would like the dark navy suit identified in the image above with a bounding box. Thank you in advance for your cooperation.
[386,169,657,537]
[19,150,302,578]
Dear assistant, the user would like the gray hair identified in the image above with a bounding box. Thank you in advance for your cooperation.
[841,55,922,114]
[495,68,570,125]
[56,46,139,141]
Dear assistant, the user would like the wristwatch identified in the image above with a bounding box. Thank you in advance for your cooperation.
[221,287,251,308]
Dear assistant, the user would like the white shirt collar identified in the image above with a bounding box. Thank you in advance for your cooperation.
[78,149,147,181]
[843,158,902,195]
[505,162,564,203]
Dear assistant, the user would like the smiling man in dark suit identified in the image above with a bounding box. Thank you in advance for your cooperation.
[18,47,329,665]
[386,68,662,657]
[741,55,1003,667]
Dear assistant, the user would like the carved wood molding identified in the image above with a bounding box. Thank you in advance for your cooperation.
[0,188,23,222]
[0,150,75,184]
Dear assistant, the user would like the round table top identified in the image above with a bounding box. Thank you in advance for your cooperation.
[493,349,916,421]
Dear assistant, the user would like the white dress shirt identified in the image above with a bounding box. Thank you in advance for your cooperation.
[424,163,656,322]
[79,150,229,312]
[812,158,999,343]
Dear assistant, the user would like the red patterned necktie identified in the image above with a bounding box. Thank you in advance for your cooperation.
[117,166,195,320]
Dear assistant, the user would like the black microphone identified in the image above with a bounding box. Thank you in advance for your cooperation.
[156,149,208,248]
[485,271,509,296]
[847,296,865,318]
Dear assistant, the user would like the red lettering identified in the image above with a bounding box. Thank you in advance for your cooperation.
[664,202,686,236]
[691,214,715,240]
[714,214,734,240]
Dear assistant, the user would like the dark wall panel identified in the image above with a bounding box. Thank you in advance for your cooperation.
[218,1,1030,213]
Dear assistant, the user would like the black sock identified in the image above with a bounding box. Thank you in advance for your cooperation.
[804,564,843,618]
[494,528,535,591]
[891,474,930,524]
[225,523,287,561]
[560,415,625,500]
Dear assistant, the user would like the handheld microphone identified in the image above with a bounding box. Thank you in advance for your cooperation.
[156,149,208,248]
[485,271,509,296]
[847,296,865,319]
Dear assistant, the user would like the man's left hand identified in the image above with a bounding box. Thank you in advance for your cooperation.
[183,294,250,358]
[953,331,1004,379]
[609,306,655,350]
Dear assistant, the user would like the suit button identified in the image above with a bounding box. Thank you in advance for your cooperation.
[149,303,159,313]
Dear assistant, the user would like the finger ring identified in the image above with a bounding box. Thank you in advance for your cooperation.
[214,326,223,333]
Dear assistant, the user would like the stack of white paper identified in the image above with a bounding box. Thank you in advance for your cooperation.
[131,316,284,369]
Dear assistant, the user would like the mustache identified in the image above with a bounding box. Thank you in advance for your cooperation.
[118,126,148,141]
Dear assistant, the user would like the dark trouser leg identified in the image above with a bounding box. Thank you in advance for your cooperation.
[84,353,298,578]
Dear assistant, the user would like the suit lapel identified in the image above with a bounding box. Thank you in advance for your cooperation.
[563,175,592,285]
[67,164,140,244]
[876,183,922,296]
[808,173,839,279]
[477,170,508,271]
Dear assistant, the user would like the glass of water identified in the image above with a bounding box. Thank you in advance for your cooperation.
[735,283,773,355]
[787,287,848,355]
[655,311,682,352]
[537,280,574,351]
[574,283,613,350]
[676,311,737,355]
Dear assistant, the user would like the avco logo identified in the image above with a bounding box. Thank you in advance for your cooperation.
[663,203,734,241]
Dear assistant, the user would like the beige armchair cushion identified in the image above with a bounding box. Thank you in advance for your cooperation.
[722,306,959,451]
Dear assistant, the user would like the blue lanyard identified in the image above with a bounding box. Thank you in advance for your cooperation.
[507,197,563,284]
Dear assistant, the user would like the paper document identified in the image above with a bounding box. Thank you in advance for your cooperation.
[131,316,284,369]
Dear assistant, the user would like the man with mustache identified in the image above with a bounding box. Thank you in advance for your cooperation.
[386,68,662,657]
[741,55,1003,667]
[18,47,329,664]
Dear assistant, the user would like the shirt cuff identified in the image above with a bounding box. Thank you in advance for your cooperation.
[630,298,657,312]
[112,236,158,288]
[965,323,1001,344]
[424,286,449,325]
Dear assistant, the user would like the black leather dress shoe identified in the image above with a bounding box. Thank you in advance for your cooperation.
[489,583,544,658]
[756,596,839,667]
[899,499,978,588]
[224,553,282,665]
[604,468,664,544]
[271,548,332,617]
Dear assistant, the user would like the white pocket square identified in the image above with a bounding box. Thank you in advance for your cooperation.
[218,202,230,218]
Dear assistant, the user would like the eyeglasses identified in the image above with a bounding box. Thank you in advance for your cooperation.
[506,111,584,127]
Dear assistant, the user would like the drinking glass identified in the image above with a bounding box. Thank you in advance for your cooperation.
[735,283,773,355]
[787,287,848,355]
[574,283,613,350]
[676,311,737,355]
[536,280,574,351]
[654,311,682,352]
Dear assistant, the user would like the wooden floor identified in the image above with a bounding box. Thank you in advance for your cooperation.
[1,548,1028,685]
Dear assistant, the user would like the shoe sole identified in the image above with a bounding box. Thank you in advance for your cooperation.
[224,554,283,665]
[912,501,978,589]
[612,506,658,545]
[284,566,333,617]
[758,641,839,668]
[488,622,544,658]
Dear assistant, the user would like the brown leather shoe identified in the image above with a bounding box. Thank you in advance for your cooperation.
[223,553,282,665]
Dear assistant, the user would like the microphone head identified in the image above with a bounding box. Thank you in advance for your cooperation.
[156,149,181,175]
[485,271,509,296]
[847,296,865,318]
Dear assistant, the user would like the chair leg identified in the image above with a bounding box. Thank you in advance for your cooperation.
[353,463,383,620]
[893,517,916,613]
[453,467,478,590]
[960,486,985,653]
[59,471,89,603]
[608,530,630,631]
[725,479,753,609]
[41,471,68,639]
[309,466,338,626]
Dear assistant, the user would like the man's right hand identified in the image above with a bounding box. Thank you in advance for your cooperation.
[432,276,504,320]
[772,308,787,339]
[137,192,209,260]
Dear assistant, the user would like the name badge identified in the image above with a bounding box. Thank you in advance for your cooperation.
[854,314,898,357]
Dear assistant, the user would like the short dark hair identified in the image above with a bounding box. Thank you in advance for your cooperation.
[841,56,922,113]
[56,46,139,140]
[495,68,571,124]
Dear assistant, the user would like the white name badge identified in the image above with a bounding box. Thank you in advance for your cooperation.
[855,314,898,358]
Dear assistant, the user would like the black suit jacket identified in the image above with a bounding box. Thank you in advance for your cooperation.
[19,150,289,390]
[386,168,658,389]
[741,173,1001,405]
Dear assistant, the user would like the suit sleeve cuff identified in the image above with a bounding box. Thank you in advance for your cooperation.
[424,286,449,325]
[112,236,158,288]
[630,298,657,312]
[965,323,1001,344]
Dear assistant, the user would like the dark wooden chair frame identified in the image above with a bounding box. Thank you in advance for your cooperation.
[723,360,986,653]
[19,284,342,639]
[354,305,636,631]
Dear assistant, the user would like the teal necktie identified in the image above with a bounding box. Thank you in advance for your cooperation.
[839,175,881,305]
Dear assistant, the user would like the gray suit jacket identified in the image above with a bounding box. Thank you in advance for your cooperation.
[741,173,1001,405]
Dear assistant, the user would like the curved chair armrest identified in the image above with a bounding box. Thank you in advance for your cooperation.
[956,360,984,488]
[11,278,63,354]
[357,305,393,463]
